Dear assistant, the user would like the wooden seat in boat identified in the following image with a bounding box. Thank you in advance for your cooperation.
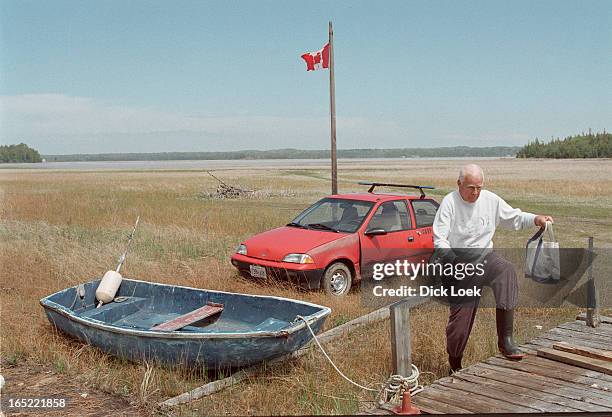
[151,302,224,331]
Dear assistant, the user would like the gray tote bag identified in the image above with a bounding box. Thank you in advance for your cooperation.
[525,221,560,283]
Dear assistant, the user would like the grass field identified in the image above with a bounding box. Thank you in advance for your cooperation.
[1,158,611,416]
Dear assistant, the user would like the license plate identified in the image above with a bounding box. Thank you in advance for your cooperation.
[249,264,267,279]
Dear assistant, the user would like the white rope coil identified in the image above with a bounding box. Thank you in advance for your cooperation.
[295,315,423,404]
[380,370,423,405]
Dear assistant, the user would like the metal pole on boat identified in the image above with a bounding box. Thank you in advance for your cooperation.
[95,216,141,308]
[116,215,140,273]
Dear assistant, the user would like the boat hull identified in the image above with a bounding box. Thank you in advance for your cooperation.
[41,279,330,368]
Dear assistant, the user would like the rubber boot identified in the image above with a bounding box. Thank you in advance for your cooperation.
[496,309,525,359]
[448,356,462,374]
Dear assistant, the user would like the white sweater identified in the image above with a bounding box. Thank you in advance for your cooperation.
[433,190,536,249]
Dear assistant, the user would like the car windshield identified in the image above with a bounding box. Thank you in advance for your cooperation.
[289,198,375,233]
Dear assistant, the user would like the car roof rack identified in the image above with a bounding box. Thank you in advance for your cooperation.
[358,182,435,199]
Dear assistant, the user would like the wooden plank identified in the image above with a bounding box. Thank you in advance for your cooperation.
[159,304,396,407]
[452,372,584,412]
[419,383,535,413]
[373,401,450,415]
[531,332,612,352]
[367,400,451,416]
[481,359,612,406]
[151,302,223,331]
[519,343,540,355]
[548,327,611,345]
[577,313,612,324]
[586,236,600,327]
[367,316,612,416]
[553,324,612,341]
[417,387,509,414]
[537,347,612,376]
[555,321,612,336]
[547,327,610,346]
[520,354,612,382]
[535,332,612,349]
[390,299,412,376]
[561,320,612,335]
[464,363,611,412]
[486,356,612,393]
[531,332,612,351]
[553,342,612,362]
[482,359,612,403]
[557,322,612,337]
[527,339,612,367]
[412,393,473,414]
[464,366,607,413]
[435,377,546,412]
[523,340,553,351]
[523,337,553,348]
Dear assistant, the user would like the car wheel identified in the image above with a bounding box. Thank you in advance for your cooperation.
[322,262,352,296]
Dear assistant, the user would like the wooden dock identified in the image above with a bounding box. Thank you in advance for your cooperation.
[365,315,612,414]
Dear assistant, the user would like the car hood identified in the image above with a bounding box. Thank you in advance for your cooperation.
[244,226,347,262]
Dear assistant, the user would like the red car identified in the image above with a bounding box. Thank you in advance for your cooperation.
[231,183,439,296]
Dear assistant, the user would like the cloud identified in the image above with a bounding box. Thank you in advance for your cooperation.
[1,94,541,154]
[1,94,411,153]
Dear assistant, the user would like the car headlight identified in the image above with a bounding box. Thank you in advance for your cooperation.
[282,253,314,264]
[236,244,247,255]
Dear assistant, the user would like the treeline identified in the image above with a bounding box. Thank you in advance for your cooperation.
[0,143,42,163]
[517,132,611,158]
[43,146,520,162]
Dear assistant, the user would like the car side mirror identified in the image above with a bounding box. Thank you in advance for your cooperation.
[365,228,387,236]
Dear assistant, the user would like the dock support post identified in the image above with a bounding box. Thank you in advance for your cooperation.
[390,299,420,414]
[586,236,600,328]
[390,299,412,376]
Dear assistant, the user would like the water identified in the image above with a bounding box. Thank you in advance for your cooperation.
[0,157,505,171]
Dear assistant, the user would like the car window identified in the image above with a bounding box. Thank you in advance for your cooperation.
[367,201,411,232]
[291,198,374,233]
[411,199,439,228]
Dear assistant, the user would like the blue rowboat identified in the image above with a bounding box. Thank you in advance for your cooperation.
[40,278,330,368]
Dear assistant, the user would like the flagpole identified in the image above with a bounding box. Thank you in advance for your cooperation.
[329,21,337,195]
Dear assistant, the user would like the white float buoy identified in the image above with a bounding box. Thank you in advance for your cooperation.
[96,270,123,307]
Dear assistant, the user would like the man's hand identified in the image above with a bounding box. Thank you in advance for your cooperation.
[534,215,554,228]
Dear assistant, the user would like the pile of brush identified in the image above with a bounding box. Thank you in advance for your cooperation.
[202,170,256,199]
[213,182,255,199]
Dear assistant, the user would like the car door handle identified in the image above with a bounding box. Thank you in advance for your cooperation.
[407,236,414,242]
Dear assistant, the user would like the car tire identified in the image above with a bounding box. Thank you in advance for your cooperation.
[322,262,352,297]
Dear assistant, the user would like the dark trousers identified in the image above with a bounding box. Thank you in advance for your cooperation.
[446,251,518,358]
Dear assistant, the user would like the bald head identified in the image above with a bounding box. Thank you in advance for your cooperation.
[458,164,484,184]
[457,164,484,203]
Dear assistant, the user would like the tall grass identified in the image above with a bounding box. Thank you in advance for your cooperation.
[1,159,610,415]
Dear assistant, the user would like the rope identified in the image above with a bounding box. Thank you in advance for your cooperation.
[295,315,423,405]
[295,315,378,392]
[69,291,79,310]
[380,372,423,405]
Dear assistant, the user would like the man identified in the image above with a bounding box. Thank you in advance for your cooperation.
[433,164,553,373]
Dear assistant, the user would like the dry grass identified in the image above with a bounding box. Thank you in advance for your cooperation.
[1,158,611,416]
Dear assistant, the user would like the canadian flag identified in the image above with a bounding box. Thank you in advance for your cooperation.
[301,43,330,71]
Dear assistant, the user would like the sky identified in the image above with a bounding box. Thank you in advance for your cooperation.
[1,0,610,154]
